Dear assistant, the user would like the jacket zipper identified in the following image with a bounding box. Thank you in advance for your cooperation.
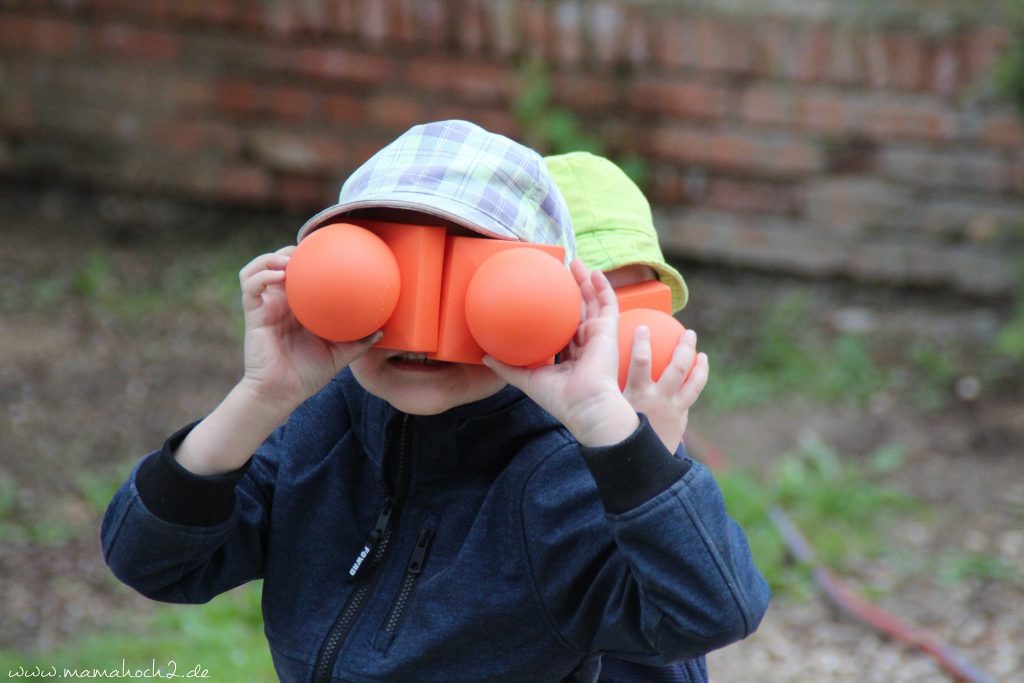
[379,527,434,642]
[313,414,411,683]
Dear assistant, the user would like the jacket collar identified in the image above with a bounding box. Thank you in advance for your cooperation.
[357,382,559,480]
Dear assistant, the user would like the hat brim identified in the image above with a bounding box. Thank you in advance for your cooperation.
[647,261,689,312]
[296,195,521,243]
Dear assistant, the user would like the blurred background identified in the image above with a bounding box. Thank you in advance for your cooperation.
[1,1,1022,681]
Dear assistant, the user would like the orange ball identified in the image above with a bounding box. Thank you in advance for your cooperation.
[465,248,581,367]
[285,223,401,342]
[617,308,687,389]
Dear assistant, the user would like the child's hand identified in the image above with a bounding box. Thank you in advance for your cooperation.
[622,327,709,453]
[483,260,639,447]
[238,247,380,410]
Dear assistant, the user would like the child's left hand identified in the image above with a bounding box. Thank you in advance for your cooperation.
[483,260,639,448]
[622,327,709,453]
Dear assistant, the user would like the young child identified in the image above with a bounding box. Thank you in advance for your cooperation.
[102,120,769,682]
[546,151,720,683]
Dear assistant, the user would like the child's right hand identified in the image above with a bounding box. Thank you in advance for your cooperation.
[238,247,381,410]
[621,326,709,453]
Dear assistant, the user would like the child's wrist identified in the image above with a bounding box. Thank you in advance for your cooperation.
[234,377,302,422]
[566,392,640,447]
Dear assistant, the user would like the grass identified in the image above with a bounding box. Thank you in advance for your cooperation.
[702,292,891,411]
[716,435,922,598]
[0,584,275,681]
[28,241,252,327]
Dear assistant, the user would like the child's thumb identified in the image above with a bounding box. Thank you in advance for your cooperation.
[480,355,528,391]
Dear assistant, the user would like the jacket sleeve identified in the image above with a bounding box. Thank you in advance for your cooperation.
[100,378,354,604]
[520,415,770,664]
[100,421,280,604]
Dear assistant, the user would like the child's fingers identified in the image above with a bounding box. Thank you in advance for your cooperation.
[675,352,709,408]
[480,355,531,393]
[570,260,600,323]
[657,329,698,391]
[624,325,653,390]
[590,269,619,318]
[241,267,287,312]
[239,251,290,285]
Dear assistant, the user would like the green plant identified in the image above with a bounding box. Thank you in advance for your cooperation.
[716,437,920,598]
[75,467,131,515]
[0,583,275,682]
[937,550,1021,585]
[994,0,1024,116]
[514,58,648,188]
[703,293,889,411]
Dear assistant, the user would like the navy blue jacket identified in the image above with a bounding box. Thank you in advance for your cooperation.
[102,371,769,682]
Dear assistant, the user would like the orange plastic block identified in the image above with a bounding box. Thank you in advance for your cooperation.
[351,220,447,352]
[431,237,566,365]
[614,280,673,314]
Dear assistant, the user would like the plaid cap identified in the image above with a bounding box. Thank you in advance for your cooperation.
[297,120,575,262]
[545,151,688,311]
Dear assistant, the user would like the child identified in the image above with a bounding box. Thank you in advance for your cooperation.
[546,151,721,683]
[102,120,769,682]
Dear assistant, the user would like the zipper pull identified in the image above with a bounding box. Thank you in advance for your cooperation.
[407,528,434,575]
[348,499,394,579]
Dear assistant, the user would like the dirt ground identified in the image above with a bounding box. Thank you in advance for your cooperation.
[1,183,1022,682]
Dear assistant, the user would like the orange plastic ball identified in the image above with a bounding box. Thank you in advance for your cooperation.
[617,308,687,389]
[465,248,581,367]
[285,223,401,342]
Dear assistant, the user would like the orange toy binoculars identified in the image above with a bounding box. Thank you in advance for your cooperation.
[286,221,687,384]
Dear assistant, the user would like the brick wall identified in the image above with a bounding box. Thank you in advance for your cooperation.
[1,0,1022,295]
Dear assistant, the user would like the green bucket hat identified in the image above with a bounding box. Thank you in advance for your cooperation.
[544,151,688,311]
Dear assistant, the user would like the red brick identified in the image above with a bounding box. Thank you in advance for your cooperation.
[521,2,551,60]
[322,93,367,125]
[623,7,649,67]
[690,14,755,75]
[963,26,1011,84]
[865,31,927,90]
[92,25,183,61]
[798,91,854,133]
[265,87,317,122]
[757,18,825,82]
[404,59,510,103]
[647,165,686,205]
[359,0,389,45]
[552,0,583,67]
[366,93,426,130]
[390,0,419,43]
[325,0,359,35]
[980,112,1024,148]
[0,15,79,56]
[150,120,215,155]
[861,101,957,141]
[549,73,615,110]
[589,1,624,65]
[628,78,729,120]
[647,125,821,176]
[880,146,1010,192]
[275,173,332,210]
[823,28,864,85]
[650,13,685,70]
[216,80,260,116]
[483,0,521,58]
[218,165,274,205]
[704,178,797,215]
[459,0,486,55]
[738,85,795,127]
[294,47,393,85]
[412,0,450,49]
[1011,153,1024,193]
[929,42,962,98]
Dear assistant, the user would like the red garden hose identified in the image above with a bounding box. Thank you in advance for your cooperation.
[686,429,997,683]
